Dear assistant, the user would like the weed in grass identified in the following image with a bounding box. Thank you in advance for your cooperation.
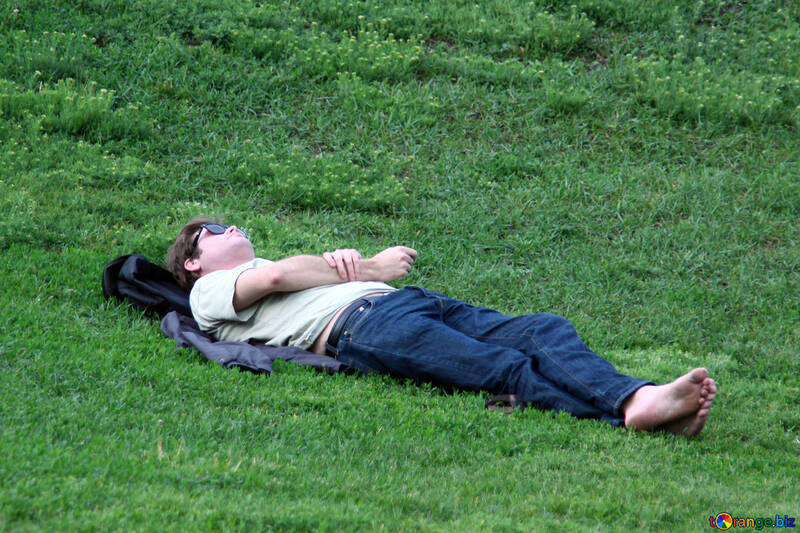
[0,29,102,87]
[0,77,150,142]
[622,54,800,128]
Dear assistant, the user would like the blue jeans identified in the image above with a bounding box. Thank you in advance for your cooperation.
[332,287,651,426]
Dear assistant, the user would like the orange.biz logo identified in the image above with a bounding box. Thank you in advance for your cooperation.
[709,513,796,530]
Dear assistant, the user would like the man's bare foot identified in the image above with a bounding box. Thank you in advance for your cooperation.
[623,368,716,436]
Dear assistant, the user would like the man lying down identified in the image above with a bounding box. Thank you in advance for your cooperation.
[167,216,716,436]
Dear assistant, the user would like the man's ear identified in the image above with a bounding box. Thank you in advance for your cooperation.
[184,257,201,273]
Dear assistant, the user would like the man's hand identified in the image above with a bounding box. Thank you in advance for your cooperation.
[323,246,417,283]
[362,246,417,282]
[323,248,361,282]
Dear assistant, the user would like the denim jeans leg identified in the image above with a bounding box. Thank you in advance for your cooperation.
[335,287,647,424]
[425,288,653,417]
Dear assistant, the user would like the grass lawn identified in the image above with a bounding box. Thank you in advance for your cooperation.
[1,1,798,530]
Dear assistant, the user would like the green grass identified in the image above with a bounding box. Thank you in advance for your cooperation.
[1,0,798,530]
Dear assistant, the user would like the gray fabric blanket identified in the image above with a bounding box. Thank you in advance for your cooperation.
[160,311,351,375]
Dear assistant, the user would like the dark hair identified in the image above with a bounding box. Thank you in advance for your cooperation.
[166,215,217,291]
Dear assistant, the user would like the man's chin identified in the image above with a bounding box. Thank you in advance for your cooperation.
[237,243,256,261]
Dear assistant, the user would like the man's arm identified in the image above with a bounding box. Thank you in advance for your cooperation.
[233,246,417,311]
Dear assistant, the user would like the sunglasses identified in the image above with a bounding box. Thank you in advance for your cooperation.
[189,223,248,256]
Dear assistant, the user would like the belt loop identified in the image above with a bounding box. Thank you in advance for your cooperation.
[325,340,339,358]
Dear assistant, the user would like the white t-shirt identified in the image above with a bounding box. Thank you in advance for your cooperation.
[189,258,395,349]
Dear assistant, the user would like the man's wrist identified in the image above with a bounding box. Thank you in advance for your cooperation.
[357,257,379,282]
